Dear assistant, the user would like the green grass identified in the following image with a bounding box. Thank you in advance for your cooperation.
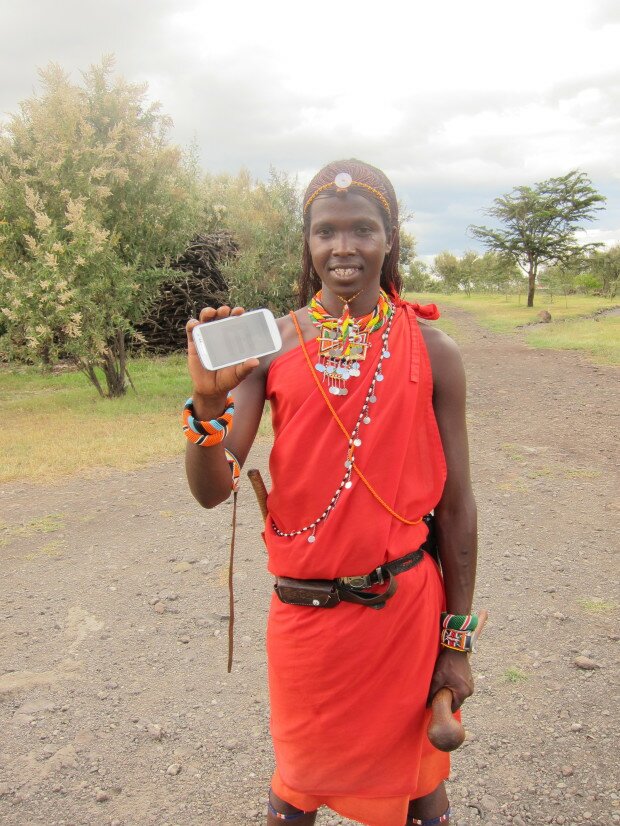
[503,666,528,683]
[577,597,617,614]
[0,354,271,484]
[525,314,619,365]
[408,292,619,364]
[410,292,616,332]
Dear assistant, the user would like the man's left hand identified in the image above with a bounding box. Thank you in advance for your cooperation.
[428,648,474,711]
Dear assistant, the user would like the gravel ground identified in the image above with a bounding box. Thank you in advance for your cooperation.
[0,306,618,826]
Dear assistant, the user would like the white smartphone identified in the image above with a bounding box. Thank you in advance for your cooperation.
[192,308,282,371]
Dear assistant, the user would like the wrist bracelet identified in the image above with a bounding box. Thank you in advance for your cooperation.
[440,613,479,632]
[182,396,234,446]
[440,627,474,653]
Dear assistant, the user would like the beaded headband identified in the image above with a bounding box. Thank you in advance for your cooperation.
[303,172,392,220]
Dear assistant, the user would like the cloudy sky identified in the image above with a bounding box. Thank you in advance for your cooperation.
[1,0,619,259]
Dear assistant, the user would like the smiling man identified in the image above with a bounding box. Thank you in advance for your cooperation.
[185,159,478,826]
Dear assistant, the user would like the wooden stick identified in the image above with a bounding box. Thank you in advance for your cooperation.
[427,610,488,752]
[247,468,269,521]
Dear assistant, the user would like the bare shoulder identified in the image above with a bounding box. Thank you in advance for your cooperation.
[258,307,313,374]
[418,321,465,390]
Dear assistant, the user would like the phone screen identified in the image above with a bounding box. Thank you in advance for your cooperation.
[195,311,278,368]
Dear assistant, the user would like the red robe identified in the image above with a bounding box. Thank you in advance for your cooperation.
[264,303,450,826]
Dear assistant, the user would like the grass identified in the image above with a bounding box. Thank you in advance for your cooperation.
[577,597,617,614]
[525,314,619,365]
[503,666,528,683]
[0,354,272,484]
[408,292,619,365]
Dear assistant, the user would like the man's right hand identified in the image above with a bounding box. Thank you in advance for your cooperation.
[186,306,260,420]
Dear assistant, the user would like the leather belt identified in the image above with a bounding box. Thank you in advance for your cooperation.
[274,548,425,610]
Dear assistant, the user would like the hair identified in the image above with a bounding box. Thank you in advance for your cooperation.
[298,158,403,307]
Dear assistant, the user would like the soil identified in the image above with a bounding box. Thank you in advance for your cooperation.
[1,307,618,826]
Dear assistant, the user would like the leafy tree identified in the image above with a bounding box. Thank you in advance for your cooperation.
[588,244,620,298]
[432,251,461,293]
[0,58,202,396]
[469,170,606,307]
[202,168,302,315]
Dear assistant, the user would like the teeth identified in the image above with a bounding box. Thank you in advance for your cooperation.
[333,268,358,276]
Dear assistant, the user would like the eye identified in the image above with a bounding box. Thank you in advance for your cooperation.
[315,227,333,238]
[355,226,372,236]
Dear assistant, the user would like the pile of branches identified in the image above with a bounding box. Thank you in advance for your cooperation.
[136,231,238,353]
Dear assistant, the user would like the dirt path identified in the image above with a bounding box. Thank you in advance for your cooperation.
[1,308,618,826]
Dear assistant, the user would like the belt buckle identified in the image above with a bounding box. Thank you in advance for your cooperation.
[342,575,370,590]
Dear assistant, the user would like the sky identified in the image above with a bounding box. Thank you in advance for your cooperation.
[1,0,619,260]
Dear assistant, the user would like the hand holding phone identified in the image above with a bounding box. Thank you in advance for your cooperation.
[185,306,278,417]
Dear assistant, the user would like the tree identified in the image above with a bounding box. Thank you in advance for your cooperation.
[469,170,606,307]
[202,168,302,315]
[432,251,461,293]
[0,58,202,396]
[588,244,620,298]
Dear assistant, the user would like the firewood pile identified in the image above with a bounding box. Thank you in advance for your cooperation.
[136,231,238,353]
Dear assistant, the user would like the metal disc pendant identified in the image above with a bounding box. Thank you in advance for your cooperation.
[329,386,340,395]
[345,481,352,489]
[307,534,316,543]
[383,351,391,359]
[315,363,325,372]
[369,395,377,403]
[344,459,352,468]
[349,367,360,377]
[376,373,384,382]
[363,416,371,425]
[353,438,362,447]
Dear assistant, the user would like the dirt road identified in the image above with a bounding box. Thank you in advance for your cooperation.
[1,307,618,825]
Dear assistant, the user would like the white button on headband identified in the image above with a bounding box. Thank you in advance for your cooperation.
[334,172,353,189]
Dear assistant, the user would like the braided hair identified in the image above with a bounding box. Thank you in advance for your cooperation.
[299,159,403,308]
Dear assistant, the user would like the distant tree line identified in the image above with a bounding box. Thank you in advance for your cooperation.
[0,58,611,396]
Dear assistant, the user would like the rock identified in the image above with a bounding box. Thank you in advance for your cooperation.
[561,765,574,777]
[95,789,110,802]
[537,310,552,323]
[146,723,163,740]
[480,793,500,813]
[570,722,583,732]
[574,656,601,670]
[172,561,192,573]
[178,635,191,644]
[166,763,182,776]
[152,602,166,614]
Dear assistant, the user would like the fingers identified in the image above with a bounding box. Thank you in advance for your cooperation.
[186,306,245,338]
[234,358,260,381]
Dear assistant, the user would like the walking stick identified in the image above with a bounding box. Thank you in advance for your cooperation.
[427,609,488,752]
[247,468,269,521]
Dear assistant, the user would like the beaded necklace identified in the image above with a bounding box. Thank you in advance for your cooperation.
[308,288,393,396]
[271,303,396,543]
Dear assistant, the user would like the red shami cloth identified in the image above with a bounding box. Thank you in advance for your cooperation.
[264,305,451,826]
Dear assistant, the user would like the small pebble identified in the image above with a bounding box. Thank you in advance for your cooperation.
[95,789,109,802]
[166,763,182,776]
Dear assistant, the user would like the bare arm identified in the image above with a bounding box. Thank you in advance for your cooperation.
[422,324,478,708]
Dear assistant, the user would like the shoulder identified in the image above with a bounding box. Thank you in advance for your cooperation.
[258,307,313,374]
[419,322,463,373]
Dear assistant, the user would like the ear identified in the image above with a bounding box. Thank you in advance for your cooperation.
[385,227,396,254]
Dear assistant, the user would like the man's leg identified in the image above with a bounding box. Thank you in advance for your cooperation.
[407,782,451,825]
[267,788,318,825]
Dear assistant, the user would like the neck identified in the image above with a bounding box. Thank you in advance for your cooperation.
[320,285,382,317]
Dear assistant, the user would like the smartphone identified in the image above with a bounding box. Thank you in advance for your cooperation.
[192,308,282,371]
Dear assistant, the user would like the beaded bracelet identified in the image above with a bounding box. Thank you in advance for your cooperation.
[182,396,234,446]
[440,613,479,632]
[440,627,475,653]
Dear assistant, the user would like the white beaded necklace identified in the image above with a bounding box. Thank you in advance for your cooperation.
[271,305,395,543]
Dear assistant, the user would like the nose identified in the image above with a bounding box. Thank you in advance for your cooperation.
[332,231,356,257]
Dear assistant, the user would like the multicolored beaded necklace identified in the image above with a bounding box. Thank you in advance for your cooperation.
[308,288,393,395]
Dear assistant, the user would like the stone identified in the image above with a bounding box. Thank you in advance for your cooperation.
[95,789,110,802]
[166,763,182,776]
[146,723,163,740]
[561,765,574,777]
[574,656,601,670]
[537,310,552,323]
[570,722,583,732]
[152,602,166,615]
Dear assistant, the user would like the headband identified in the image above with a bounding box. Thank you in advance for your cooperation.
[303,172,392,220]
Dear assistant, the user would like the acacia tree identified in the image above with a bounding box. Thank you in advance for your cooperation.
[0,58,202,396]
[469,170,606,307]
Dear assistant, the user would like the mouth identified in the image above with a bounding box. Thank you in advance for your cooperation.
[330,266,361,278]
